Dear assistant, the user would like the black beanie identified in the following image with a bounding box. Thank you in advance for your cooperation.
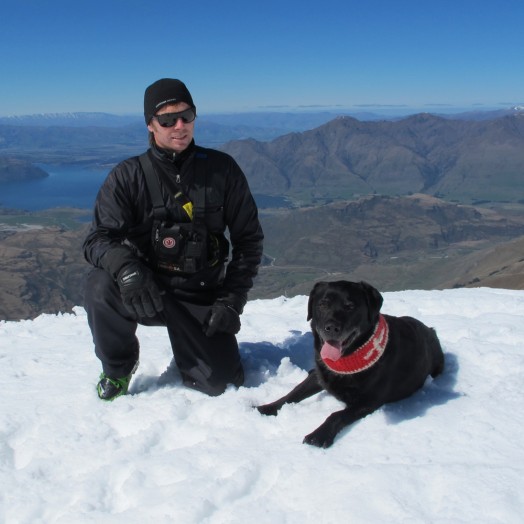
[144,78,196,124]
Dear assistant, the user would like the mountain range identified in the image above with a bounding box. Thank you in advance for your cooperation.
[1,105,522,127]
[1,108,523,319]
[220,112,524,204]
[1,106,523,157]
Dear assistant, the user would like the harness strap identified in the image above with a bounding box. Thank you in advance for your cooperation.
[139,152,168,221]
[191,151,207,230]
[138,150,207,224]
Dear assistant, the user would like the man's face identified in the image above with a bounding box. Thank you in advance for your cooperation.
[147,102,195,153]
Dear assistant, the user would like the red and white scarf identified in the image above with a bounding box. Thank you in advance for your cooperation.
[321,314,389,374]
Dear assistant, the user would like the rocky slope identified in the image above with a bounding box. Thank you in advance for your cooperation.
[0,225,89,320]
[2,196,523,320]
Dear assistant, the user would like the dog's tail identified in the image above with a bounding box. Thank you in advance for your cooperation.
[429,328,445,378]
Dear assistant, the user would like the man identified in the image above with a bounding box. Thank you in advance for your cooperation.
[83,78,264,400]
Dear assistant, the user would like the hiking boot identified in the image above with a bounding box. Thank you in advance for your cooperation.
[97,373,132,401]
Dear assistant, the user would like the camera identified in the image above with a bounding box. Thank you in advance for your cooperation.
[152,223,206,274]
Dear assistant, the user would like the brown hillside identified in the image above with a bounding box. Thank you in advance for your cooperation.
[221,113,524,204]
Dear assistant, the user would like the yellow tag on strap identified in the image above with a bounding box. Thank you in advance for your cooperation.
[174,191,194,220]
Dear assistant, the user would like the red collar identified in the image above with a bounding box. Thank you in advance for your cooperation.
[321,315,389,374]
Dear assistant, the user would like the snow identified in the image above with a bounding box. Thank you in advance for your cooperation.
[1,287,523,523]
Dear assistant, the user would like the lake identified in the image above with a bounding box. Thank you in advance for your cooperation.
[0,164,109,211]
[0,164,291,212]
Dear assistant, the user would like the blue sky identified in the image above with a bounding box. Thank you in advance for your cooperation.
[1,0,522,116]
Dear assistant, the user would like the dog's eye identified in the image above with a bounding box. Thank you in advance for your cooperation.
[344,301,355,311]
[318,299,330,309]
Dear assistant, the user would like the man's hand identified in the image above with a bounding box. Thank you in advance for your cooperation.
[117,263,164,318]
[203,299,241,337]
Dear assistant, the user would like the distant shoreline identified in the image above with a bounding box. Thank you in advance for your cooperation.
[0,157,49,183]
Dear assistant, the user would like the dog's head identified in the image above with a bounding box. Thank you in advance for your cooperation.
[307,281,383,361]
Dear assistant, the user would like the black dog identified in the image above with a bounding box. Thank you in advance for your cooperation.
[257,281,445,448]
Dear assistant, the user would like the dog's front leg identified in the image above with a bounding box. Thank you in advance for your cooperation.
[256,369,323,416]
[303,404,376,448]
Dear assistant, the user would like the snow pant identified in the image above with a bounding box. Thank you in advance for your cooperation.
[84,268,244,396]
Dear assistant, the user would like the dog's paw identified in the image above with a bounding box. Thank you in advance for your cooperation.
[255,403,280,416]
[303,429,335,448]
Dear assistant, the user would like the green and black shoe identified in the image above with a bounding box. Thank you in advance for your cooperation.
[97,373,132,401]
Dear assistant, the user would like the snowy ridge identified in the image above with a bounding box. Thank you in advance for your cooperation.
[1,288,523,523]
[0,112,141,127]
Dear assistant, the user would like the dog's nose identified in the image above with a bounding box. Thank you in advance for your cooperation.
[324,322,341,336]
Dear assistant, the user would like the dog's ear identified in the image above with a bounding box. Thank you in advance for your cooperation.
[360,281,383,319]
[307,282,324,321]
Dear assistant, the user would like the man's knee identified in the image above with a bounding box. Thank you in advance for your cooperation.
[85,269,117,305]
[181,359,244,396]
[84,269,126,317]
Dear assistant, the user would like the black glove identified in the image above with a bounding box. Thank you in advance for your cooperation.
[203,299,241,337]
[117,263,164,318]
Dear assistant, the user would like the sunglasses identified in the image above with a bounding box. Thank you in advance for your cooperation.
[153,108,196,127]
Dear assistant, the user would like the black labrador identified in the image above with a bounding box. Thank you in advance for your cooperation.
[257,281,445,448]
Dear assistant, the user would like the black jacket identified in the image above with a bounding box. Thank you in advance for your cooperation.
[83,142,264,310]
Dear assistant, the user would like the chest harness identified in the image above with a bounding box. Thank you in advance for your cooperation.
[139,151,214,275]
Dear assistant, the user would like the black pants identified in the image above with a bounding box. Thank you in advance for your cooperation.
[84,269,244,396]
